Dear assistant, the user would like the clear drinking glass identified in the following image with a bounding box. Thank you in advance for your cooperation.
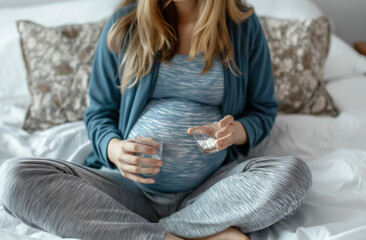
[192,122,221,154]
[134,132,163,177]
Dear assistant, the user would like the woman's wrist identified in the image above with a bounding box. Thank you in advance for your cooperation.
[233,121,248,146]
[107,138,120,163]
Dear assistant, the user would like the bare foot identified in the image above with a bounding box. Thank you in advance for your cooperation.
[164,232,184,240]
[186,227,249,240]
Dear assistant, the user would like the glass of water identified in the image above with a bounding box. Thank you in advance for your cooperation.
[134,132,163,177]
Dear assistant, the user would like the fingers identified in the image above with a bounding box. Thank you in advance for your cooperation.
[187,123,218,135]
[215,118,236,149]
[187,124,211,135]
[116,154,162,175]
[218,115,234,128]
[112,139,163,184]
[120,162,160,175]
[120,169,156,184]
[187,127,196,135]
[122,141,157,155]
[116,159,160,184]
[135,137,161,148]
[215,124,234,139]
[216,132,235,151]
[123,155,163,167]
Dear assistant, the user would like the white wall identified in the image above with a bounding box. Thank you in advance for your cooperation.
[1,0,365,46]
[0,0,72,8]
[311,0,366,45]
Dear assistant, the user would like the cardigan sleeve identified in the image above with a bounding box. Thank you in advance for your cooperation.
[83,11,125,169]
[236,14,279,157]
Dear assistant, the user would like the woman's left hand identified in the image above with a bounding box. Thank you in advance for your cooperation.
[187,115,248,151]
[214,115,248,151]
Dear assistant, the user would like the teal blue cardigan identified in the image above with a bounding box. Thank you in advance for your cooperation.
[83,4,278,169]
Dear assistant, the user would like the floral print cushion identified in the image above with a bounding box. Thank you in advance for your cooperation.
[259,16,339,116]
[17,19,107,133]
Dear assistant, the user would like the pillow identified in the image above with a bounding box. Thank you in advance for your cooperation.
[0,26,28,105]
[247,0,323,19]
[325,76,366,119]
[259,16,339,116]
[0,0,119,106]
[324,35,366,81]
[17,19,107,133]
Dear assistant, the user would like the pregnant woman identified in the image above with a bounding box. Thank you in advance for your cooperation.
[0,0,312,239]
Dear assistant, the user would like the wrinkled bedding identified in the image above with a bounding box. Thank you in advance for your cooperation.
[1,78,366,240]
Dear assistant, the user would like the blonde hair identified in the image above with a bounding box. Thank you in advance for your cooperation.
[107,0,253,93]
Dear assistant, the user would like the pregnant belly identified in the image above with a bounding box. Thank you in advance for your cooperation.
[127,98,227,193]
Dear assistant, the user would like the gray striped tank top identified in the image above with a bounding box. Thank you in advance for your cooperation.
[127,54,228,193]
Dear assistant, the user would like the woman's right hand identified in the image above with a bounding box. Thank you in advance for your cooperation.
[107,138,163,184]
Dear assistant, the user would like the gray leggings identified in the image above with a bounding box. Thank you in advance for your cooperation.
[0,155,311,240]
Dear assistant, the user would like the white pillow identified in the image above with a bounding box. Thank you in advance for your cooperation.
[324,35,366,81]
[0,26,28,104]
[246,0,323,19]
[0,0,119,104]
[325,76,366,119]
[245,0,366,81]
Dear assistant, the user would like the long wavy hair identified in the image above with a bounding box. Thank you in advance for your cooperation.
[107,0,253,93]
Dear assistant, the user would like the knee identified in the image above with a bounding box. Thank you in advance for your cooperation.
[276,156,312,218]
[0,158,33,206]
[269,156,312,216]
[257,156,312,221]
[248,155,312,195]
[282,156,312,195]
[253,156,312,205]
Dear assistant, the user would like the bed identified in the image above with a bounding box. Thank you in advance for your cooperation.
[0,0,365,239]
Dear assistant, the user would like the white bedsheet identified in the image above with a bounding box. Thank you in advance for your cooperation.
[1,76,366,240]
[251,149,366,240]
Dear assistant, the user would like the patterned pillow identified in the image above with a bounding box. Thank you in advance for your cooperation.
[17,19,107,133]
[259,16,339,116]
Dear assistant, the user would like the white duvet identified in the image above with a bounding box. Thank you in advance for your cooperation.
[1,95,366,240]
[1,0,366,239]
